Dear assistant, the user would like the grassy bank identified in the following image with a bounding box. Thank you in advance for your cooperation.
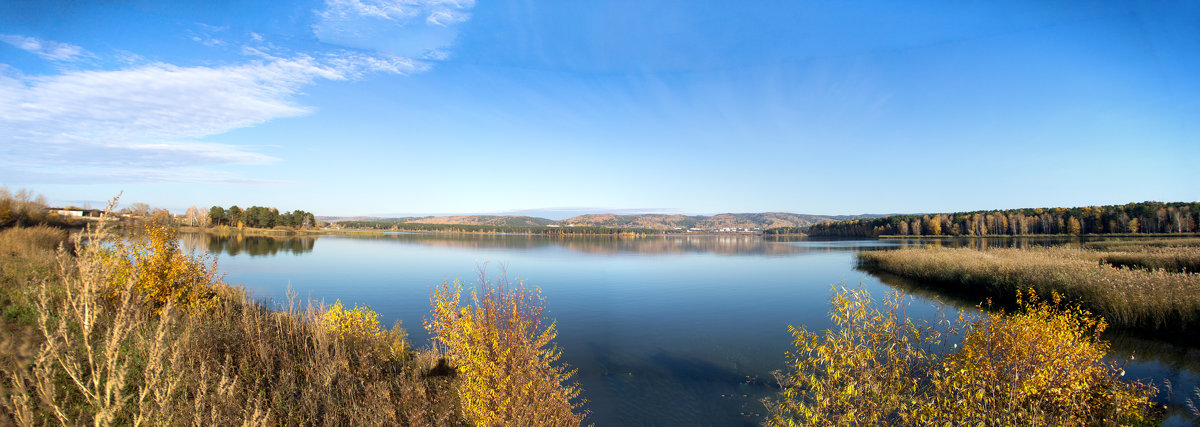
[0,222,585,425]
[857,246,1200,337]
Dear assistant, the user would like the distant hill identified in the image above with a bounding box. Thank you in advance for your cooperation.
[405,215,554,227]
[552,214,705,229]
[556,212,886,230]
[318,216,427,223]
[322,212,885,230]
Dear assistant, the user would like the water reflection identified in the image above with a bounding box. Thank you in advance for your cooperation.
[189,231,1199,424]
[874,236,1088,250]
[354,233,824,256]
[181,232,316,257]
[337,232,924,256]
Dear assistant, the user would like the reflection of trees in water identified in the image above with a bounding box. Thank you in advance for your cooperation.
[348,233,891,256]
[875,237,1086,250]
[180,232,316,257]
[346,233,1099,256]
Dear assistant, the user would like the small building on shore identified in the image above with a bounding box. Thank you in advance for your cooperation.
[48,207,104,219]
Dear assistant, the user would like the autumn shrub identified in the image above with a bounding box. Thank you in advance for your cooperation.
[321,300,409,359]
[765,287,1162,426]
[921,289,1157,424]
[426,274,586,426]
[764,288,943,424]
[106,222,220,312]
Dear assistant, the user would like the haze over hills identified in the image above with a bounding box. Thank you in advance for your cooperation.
[318,212,886,230]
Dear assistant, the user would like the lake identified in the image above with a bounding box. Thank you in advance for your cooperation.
[182,232,1200,425]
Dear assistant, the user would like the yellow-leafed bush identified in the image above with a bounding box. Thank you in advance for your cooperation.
[321,300,408,358]
[922,290,1157,424]
[766,288,943,425]
[323,300,386,341]
[425,277,586,426]
[766,287,1161,426]
[107,223,219,312]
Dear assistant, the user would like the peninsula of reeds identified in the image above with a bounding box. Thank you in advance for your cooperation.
[857,244,1200,338]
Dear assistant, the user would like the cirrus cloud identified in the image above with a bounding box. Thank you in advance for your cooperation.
[0,34,93,62]
[1,0,473,185]
[314,0,475,58]
[1,51,421,183]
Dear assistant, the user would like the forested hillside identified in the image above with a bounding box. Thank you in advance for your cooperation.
[806,202,1199,237]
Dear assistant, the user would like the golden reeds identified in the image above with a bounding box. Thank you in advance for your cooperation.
[858,246,1200,334]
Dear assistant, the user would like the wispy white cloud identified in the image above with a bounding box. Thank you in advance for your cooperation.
[0,53,420,182]
[189,24,230,48]
[2,0,474,185]
[0,34,93,62]
[314,0,475,58]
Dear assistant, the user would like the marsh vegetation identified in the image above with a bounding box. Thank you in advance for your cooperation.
[0,217,585,425]
[2,209,1197,425]
[857,245,1200,338]
[765,287,1163,425]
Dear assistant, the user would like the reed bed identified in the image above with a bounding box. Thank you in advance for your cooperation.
[857,247,1200,336]
[1083,238,1200,251]
[0,226,69,257]
[1098,248,1200,273]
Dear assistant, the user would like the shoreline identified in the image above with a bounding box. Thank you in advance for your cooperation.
[875,232,1200,239]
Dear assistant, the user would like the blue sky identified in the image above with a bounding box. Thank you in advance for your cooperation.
[2,1,1197,217]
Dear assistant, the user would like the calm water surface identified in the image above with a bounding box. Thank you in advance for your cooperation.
[183,233,1200,425]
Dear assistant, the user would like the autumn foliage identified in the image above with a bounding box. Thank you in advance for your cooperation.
[426,275,587,426]
[321,300,409,359]
[765,287,1161,425]
[105,222,221,312]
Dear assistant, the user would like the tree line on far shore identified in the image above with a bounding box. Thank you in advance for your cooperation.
[205,205,316,229]
[336,220,667,236]
[806,201,1199,238]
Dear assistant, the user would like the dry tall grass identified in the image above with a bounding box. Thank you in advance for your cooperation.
[1098,248,1200,273]
[1,219,462,425]
[0,226,68,327]
[1083,237,1200,251]
[765,287,1161,426]
[0,226,69,258]
[858,247,1200,335]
